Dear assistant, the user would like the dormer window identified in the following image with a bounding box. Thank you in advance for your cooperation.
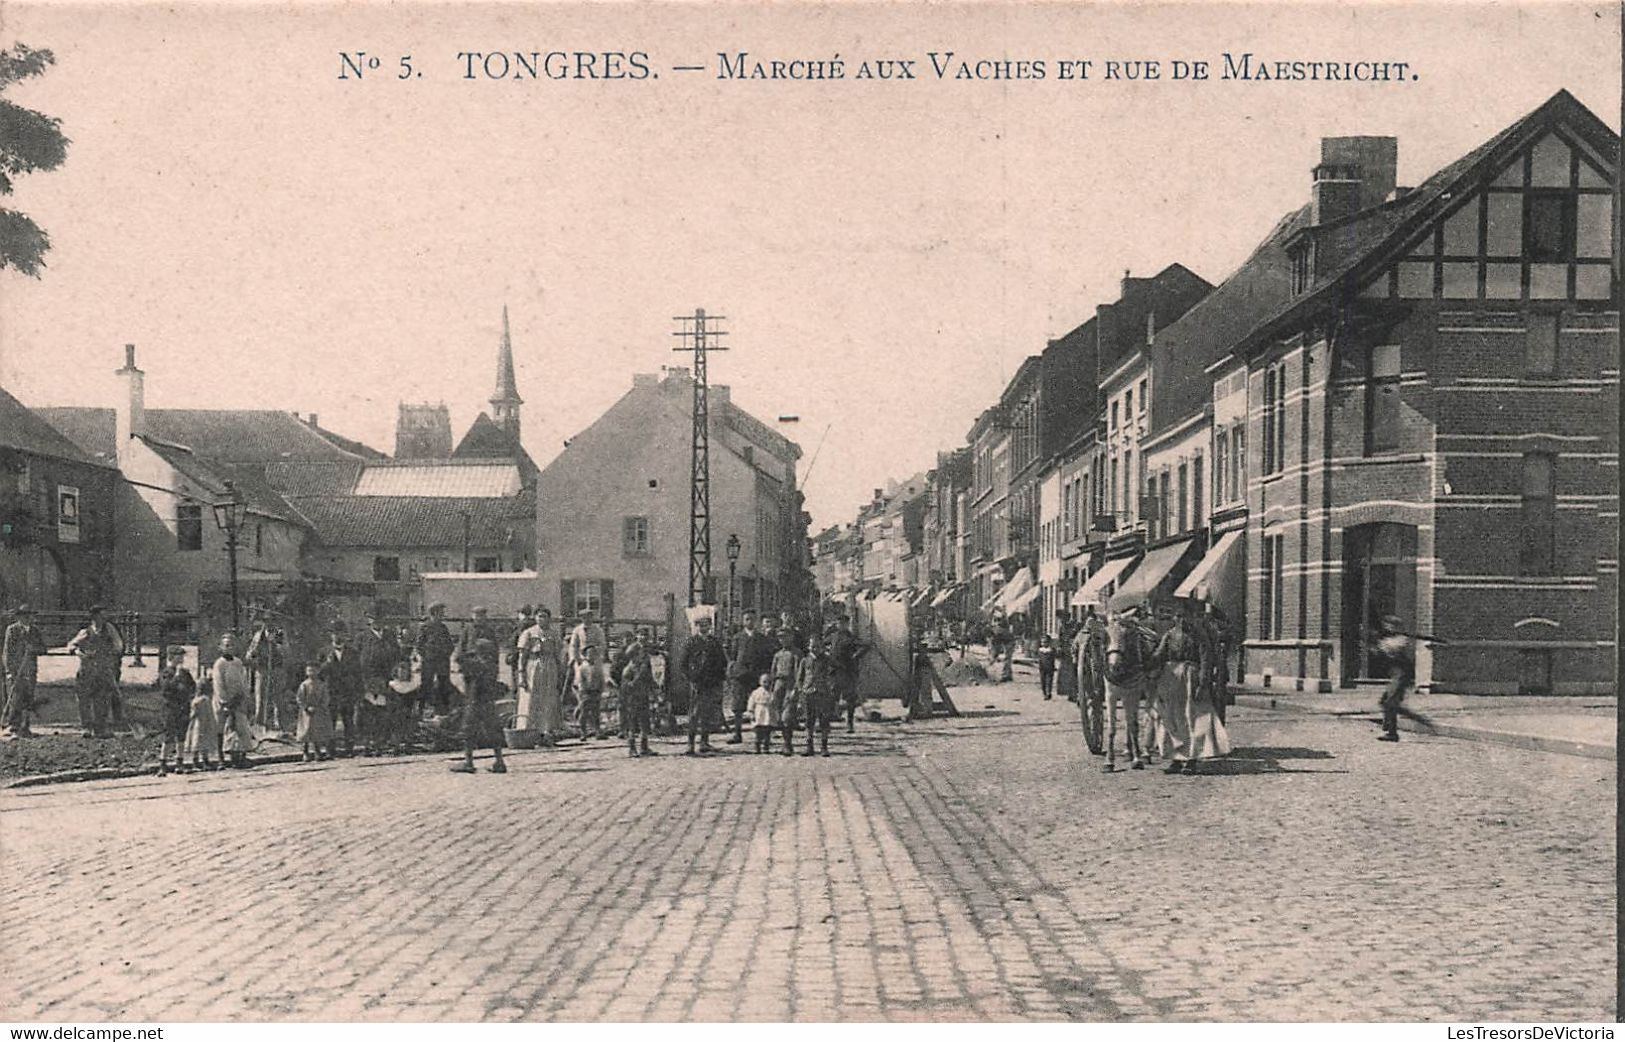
[1290,240,1314,295]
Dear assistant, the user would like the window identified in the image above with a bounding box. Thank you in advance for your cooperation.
[1110,401,1119,432]
[1192,454,1204,528]
[1232,426,1246,501]
[1262,365,1287,476]
[473,556,500,573]
[1124,388,1132,420]
[1260,533,1285,639]
[1109,457,1118,518]
[177,503,202,551]
[372,555,402,582]
[1525,192,1570,263]
[623,515,651,556]
[1123,450,1134,519]
[1290,242,1312,294]
[1520,453,1556,575]
[253,523,264,557]
[561,578,615,618]
[1176,463,1188,535]
[1366,344,1403,455]
[1214,431,1230,506]
[1525,313,1559,375]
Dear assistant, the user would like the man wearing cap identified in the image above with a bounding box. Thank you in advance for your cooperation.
[618,627,659,757]
[680,615,728,755]
[2,605,47,738]
[66,605,123,738]
[727,611,775,744]
[416,603,457,715]
[318,622,364,756]
[457,606,498,671]
[451,638,508,775]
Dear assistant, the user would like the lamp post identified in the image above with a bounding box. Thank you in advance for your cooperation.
[212,479,246,633]
[725,533,741,630]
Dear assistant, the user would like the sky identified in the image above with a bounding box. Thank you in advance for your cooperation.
[0,2,1617,530]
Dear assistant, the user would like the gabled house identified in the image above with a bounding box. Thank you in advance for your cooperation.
[1227,89,1617,694]
[536,368,807,623]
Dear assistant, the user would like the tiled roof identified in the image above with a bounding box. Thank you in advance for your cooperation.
[1146,207,1307,436]
[261,460,365,495]
[0,388,112,468]
[291,494,529,549]
[141,438,310,528]
[353,460,522,498]
[36,407,368,464]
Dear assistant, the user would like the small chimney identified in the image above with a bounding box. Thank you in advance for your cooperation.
[114,343,145,461]
[306,413,319,428]
[711,384,731,408]
[632,372,657,389]
[1312,136,1398,225]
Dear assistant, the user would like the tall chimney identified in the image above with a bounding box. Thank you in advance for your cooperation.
[1312,136,1398,225]
[114,343,145,462]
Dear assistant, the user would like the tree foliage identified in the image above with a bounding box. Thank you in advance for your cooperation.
[0,43,68,278]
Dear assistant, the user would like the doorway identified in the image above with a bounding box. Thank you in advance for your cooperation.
[1341,522,1418,683]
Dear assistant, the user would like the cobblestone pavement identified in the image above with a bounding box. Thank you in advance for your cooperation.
[1,683,1613,1022]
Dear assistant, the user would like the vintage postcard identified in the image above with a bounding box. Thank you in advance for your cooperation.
[0,0,1617,1028]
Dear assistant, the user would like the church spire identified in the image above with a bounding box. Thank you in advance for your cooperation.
[490,304,523,438]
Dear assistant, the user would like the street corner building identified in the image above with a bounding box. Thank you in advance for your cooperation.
[536,368,812,625]
[1226,91,1618,696]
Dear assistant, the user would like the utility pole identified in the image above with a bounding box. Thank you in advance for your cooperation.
[672,308,729,607]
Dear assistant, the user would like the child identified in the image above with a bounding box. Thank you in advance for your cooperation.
[184,674,219,771]
[1037,635,1057,701]
[154,645,195,775]
[770,630,800,756]
[573,644,606,741]
[746,672,777,753]
[297,662,334,761]
[387,659,420,754]
[795,638,836,757]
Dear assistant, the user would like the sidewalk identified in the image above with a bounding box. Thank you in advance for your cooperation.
[1229,688,1616,760]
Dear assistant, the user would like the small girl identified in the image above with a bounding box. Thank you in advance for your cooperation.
[155,645,195,775]
[747,672,776,753]
[296,662,334,761]
[387,660,420,754]
[184,674,219,771]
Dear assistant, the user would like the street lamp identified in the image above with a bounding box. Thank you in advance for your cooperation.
[725,533,741,630]
[211,479,246,633]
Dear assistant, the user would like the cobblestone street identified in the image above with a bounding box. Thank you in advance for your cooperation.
[2,682,1613,1022]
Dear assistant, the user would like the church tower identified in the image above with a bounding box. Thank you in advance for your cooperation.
[490,305,523,440]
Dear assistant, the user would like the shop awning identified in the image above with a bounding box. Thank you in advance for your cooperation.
[1174,530,1243,604]
[910,587,935,608]
[1006,583,1043,614]
[1072,556,1134,607]
[930,584,961,608]
[1109,539,1194,611]
[991,567,1035,613]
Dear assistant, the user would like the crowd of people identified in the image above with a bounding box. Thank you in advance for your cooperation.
[1,598,877,775]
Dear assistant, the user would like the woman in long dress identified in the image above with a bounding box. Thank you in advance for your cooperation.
[515,609,564,744]
[1155,600,1230,772]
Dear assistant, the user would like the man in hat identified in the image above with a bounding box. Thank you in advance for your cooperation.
[726,611,776,744]
[618,626,659,757]
[66,605,123,738]
[318,621,365,756]
[2,605,47,738]
[457,606,498,670]
[416,603,457,714]
[680,614,728,755]
[451,638,508,774]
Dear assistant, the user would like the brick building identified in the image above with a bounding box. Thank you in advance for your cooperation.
[1229,90,1617,694]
